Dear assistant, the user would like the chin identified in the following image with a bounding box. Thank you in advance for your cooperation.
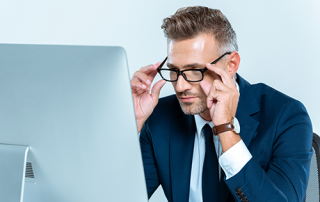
[178,100,207,115]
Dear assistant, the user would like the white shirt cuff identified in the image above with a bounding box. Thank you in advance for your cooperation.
[218,139,252,180]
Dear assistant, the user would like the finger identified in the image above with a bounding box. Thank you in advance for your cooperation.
[211,79,232,92]
[140,62,161,75]
[205,63,235,89]
[133,71,152,86]
[140,64,154,72]
[207,80,233,107]
[131,80,147,91]
[133,86,153,97]
[141,62,162,83]
[211,79,239,103]
[199,80,212,96]
[147,68,159,83]
[132,87,147,96]
[200,79,233,100]
[151,79,166,100]
[200,80,217,109]
[207,90,230,109]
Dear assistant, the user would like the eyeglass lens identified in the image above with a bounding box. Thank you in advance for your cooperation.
[159,69,203,82]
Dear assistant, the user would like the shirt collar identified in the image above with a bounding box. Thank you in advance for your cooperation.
[194,114,213,139]
[193,80,240,139]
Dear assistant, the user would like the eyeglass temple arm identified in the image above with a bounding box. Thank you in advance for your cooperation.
[157,57,168,70]
[202,52,232,73]
[210,52,232,65]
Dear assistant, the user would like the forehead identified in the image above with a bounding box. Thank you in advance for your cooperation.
[167,33,219,68]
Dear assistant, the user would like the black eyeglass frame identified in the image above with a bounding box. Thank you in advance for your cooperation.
[157,52,232,82]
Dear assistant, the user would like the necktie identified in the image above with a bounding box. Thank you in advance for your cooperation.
[202,124,219,202]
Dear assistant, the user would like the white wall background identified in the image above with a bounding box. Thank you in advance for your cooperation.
[1,0,319,201]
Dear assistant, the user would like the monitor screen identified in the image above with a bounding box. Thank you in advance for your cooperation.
[0,44,148,202]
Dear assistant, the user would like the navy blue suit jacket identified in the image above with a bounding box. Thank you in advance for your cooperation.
[139,75,313,202]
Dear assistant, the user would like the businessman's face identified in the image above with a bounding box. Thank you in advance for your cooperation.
[167,33,228,118]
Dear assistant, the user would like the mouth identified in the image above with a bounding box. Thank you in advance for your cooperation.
[179,96,197,102]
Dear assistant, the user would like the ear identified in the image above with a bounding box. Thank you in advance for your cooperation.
[226,51,240,77]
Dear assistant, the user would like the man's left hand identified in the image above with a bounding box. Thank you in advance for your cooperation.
[200,63,239,126]
[200,63,242,152]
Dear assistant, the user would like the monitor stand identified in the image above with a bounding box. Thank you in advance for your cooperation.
[0,144,28,202]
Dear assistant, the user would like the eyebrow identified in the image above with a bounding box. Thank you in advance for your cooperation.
[166,62,204,69]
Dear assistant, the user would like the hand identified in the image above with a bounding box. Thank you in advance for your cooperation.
[200,64,239,126]
[200,64,241,152]
[131,63,166,133]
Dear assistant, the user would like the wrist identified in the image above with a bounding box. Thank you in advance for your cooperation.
[212,116,240,135]
[212,117,232,127]
[136,118,146,133]
[219,131,242,153]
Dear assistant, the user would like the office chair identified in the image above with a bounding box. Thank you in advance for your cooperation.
[305,133,320,202]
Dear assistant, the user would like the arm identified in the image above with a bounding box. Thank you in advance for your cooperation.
[200,60,312,201]
[225,100,313,202]
[131,62,166,198]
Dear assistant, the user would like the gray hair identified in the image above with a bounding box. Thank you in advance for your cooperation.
[162,6,239,56]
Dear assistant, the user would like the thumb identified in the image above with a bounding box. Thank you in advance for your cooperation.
[151,79,166,100]
[200,80,212,96]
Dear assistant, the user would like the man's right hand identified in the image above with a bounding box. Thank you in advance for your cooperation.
[131,62,166,133]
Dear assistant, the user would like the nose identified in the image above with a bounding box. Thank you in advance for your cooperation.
[174,74,192,93]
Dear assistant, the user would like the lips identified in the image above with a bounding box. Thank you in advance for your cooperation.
[180,96,197,102]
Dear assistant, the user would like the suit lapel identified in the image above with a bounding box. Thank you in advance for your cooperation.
[169,115,196,202]
[236,74,260,148]
[236,106,259,147]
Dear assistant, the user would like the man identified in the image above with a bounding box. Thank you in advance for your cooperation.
[131,6,313,202]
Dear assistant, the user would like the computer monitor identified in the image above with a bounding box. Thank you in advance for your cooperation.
[0,44,148,202]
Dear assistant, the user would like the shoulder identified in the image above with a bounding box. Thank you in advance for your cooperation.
[248,82,311,134]
[237,74,303,113]
[252,82,303,112]
[237,74,310,127]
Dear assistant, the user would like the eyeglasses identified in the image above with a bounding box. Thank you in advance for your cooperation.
[157,52,232,82]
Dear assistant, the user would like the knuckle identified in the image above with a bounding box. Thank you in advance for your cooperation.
[212,79,219,86]
[142,64,153,71]
[131,83,140,88]
[231,88,239,95]
[134,71,141,78]
[132,71,138,77]
[234,91,240,97]
[136,72,147,80]
[131,75,138,83]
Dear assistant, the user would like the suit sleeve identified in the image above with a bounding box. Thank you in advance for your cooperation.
[225,100,313,202]
[139,121,160,199]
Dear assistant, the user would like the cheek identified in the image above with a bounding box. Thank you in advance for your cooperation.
[194,84,206,98]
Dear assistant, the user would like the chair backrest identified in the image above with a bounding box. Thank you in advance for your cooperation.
[305,133,320,202]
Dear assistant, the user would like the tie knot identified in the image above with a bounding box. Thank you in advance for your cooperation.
[202,124,213,142]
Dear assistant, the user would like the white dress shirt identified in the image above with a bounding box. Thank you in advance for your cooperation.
[188,82,252,202]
